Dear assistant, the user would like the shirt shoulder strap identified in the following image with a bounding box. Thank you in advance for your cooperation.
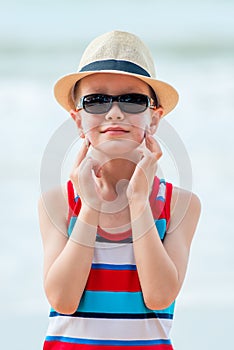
[165,181,173,230]
[150,177,173,240]
[66,178,173,237]
[67,180,81,224]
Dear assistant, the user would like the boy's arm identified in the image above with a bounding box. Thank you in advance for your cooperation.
[130,187,201,310]
[38,186,97,315]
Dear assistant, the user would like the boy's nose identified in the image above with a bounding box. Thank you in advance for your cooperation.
[104,103,125,121]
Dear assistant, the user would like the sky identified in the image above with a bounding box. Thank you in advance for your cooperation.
[1,0,234,47]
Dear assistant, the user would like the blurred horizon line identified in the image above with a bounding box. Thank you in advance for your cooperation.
[1,38,234,57]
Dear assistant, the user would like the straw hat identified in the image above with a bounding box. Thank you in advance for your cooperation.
[54,30,179,117]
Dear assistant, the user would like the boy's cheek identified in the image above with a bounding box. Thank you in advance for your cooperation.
[81,119,100,134]
[132,121,149,137]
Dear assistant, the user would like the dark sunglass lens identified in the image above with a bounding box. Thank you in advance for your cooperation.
[119,94,148,113]
[83,94,111,114]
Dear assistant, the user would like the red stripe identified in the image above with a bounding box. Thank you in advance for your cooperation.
[165,182,173,229]
[149,176,160,207]
[44,341,173,350]
[67,176,165,223]
[67,180,75,209]
[67,180,82,223]
[86,268,141,292]
[151,182,173,225]
[97,226,132,241]
[151,200,165,220]
[66,177,172,237]
[149,177,166,220]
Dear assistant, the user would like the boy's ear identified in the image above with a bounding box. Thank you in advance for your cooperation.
[70,109,85,138]
[149,107,163,135]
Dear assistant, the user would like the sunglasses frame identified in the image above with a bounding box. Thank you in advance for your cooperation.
[76,93,158,114]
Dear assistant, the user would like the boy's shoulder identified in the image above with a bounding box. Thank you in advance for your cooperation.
[171,186,201,210]
[39,184,68,208]
[38,184,69,232]
[168,186,201,234]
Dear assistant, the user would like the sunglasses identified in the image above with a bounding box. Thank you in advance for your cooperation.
[76,93,158,115]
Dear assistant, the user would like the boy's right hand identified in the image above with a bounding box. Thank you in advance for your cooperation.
[70,140,103,212]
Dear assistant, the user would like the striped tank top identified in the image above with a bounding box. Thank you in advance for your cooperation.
[43,176,175,350]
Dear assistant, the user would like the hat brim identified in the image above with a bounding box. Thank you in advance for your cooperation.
[54,70,179,117]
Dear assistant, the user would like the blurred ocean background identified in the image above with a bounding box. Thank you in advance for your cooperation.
[1,0,234,349]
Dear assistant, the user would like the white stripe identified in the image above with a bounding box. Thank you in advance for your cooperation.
[157,182,166,199]
[47,316,172,341]
[93,242,136,265]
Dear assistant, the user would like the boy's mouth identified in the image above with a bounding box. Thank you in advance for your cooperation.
[100,126,130,133]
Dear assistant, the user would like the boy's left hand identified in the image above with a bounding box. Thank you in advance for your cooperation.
[126,134,162,205]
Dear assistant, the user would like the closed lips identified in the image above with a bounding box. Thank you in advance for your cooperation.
[101,127,130,133]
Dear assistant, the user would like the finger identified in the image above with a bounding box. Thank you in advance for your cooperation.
[79,157,93,176]
[79,157,102,178]
[136,149,154,170]
[145,135,162,160]
[77,159,99,204]
[85,157,102,178]
[73,140,90,170]
[70,153,91,182]
[136,143,160,172]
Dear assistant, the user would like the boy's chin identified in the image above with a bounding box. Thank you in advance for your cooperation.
[94,139,142,157]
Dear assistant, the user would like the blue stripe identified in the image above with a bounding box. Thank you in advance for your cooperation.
[156,195,165,202]
[96,235,133,243]
[91,263,136,270]
[74,195,79,202]
[49,310,173,320]
[69,218,166,239]
[67,216,77,236]
[75,291,175,315]
[79,59,151,77]
[155,219,166,240]
[45,336,171,346]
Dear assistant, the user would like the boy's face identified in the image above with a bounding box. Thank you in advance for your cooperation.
[70,73,163,155]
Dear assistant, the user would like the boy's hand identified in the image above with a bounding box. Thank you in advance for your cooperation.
[70,140,102,211]
[127,134,162,207]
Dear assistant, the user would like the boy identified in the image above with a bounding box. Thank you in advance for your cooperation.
[39,30,201,349]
